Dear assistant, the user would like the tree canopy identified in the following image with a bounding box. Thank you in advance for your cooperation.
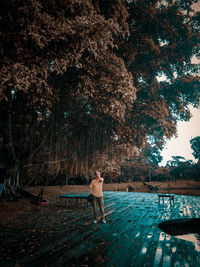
[0,0,200,187]
[190,136,200,161]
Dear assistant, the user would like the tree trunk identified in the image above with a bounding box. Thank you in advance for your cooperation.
[3,99,20,199]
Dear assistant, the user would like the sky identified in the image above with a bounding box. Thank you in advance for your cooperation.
[160,105,200,166]
[192,1,200,12]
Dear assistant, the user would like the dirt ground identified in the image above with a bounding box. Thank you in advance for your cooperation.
[0,180,200,226]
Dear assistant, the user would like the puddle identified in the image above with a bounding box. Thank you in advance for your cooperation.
[158,218,200,251]
[135,232,140,238]
[154,246,162,263]
[158,232,165,241]
[141,246,147,254]
[172,247,176,253]
[147,233,153,238]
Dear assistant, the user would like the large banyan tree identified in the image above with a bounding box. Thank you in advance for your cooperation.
[0,0,200,191]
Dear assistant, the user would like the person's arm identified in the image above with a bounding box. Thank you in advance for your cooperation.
[98,177,104,183]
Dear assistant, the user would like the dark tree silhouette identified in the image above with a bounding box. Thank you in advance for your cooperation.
[190,136,200,161]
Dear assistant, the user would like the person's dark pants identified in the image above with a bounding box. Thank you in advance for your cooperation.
[92,196,105,220]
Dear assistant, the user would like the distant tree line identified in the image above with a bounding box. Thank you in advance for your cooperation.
[106,137,200,184]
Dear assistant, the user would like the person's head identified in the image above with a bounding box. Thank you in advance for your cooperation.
[95,171,101,179]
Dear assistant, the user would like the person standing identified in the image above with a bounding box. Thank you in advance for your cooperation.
[89,171,106,224]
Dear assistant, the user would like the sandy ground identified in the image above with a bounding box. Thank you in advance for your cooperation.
[0,180,200,226]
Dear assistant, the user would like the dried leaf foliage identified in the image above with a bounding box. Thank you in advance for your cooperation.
[0,0,135,114]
